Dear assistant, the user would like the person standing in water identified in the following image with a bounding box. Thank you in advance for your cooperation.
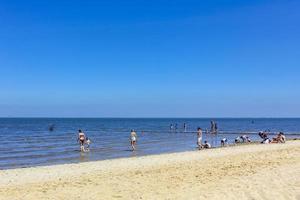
[197,127,203,149]
[130,129,137,151]
[48,124,55,132]
[210,120,218,134]
[183,123,187,132]
[170,124,173,131]
[85,137,91,151]
[77,129,86,152]
[210,121,215,133]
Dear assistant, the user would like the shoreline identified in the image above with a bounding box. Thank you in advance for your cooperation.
[1,140,300,199]
[2,118,300,170]
[1,137,299,171]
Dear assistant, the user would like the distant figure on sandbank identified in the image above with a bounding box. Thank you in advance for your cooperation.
[170,124,173,131]
[183,123,187,132]
[197,127,203,149]
[48,124,55,132]
[130,129,137,151]
[210,120,218,134]
[77,129,86,152]
[206,128,209,134]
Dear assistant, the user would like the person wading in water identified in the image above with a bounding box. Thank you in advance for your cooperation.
[77,129,86,152]
[130,129,137,151]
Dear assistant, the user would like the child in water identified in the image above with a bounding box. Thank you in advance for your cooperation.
[85,137,91,151]
[203,141,211,149]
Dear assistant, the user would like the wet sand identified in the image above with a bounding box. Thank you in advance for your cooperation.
[1,141,300,200]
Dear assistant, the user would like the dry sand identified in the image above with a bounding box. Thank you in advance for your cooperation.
[1,141,300,200]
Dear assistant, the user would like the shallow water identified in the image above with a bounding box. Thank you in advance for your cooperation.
[0,118,299,169]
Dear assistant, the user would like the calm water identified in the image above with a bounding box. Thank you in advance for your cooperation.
[0,118,299,169]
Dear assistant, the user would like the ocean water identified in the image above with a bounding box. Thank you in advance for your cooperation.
[0,118,299,169]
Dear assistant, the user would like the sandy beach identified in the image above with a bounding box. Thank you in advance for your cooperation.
[1,141,299,200]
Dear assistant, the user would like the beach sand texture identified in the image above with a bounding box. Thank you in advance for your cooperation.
[1,141,300,200]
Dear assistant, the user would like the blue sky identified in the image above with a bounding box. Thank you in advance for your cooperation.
[0,0,299,117]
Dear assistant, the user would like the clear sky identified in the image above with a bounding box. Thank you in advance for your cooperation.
[0,0,299,117]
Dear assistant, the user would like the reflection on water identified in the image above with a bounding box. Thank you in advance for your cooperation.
[130,150,138,157]
[207,134,218,147]
[79,152,90,162]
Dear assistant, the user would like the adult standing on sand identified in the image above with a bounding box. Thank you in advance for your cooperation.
[130,129,137,151]
[197,127,203,149]
[77,129,86,152]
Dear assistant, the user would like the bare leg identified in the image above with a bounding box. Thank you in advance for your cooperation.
[131,141,136,151]
[80,144,85,152]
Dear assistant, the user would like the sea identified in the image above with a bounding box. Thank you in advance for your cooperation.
[0,118,299,169]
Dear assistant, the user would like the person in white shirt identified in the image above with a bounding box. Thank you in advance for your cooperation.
[203,141,211,149]
[197,127,203,149]
[130,130,137,151]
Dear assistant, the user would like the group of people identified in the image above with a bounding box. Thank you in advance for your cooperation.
[169,123,187,132]
[196,128,286,150]
[77,127,287,152]
[259,131,286,144]
[222,131,286,147]
[196,128,212,149]
[235,135,251,143]
[77,130,91,152]
[77,129,137,152]
[169,123,178,131]
[196,127,249,150]
[170,121,217,134]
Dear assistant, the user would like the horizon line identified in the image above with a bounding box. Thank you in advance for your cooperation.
[1,117,300,119]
